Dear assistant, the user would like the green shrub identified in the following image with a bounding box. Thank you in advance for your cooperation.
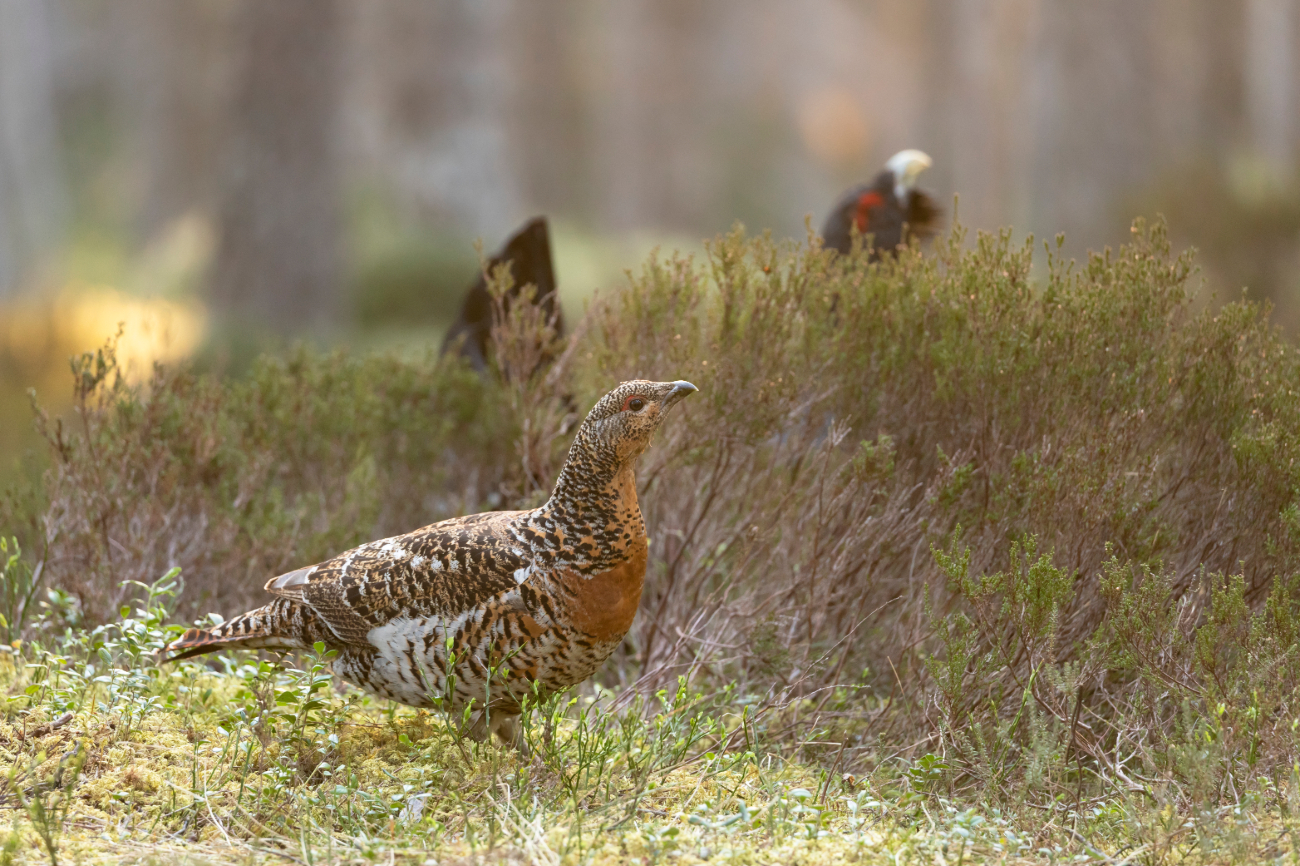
[0,537,41,646]
[350,234,479,327]
[6,217,1300,822]
[5,339,517,622]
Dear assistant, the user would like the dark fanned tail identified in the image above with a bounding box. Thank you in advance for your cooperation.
[161,599,315,663]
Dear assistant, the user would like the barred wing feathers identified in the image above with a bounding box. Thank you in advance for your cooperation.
[263,511,530,645]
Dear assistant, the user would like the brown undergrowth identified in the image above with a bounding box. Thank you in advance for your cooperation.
[5,219,1300,856]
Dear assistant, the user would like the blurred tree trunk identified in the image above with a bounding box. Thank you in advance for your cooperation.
[929,0,1041,233]
[210,0,343,332]
[595,0,714,232]
[505,0,588,219]
[348,0,520,240]
[1245,0,1297,175]
[116,0,235,241]
[0,0,64,299]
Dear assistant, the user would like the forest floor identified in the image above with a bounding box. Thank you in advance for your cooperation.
[0,605,1288,866]
[6,224,1300,863]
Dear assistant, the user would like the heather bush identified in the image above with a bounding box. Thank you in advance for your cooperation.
[4,343,516,622]
[6,217,1300,841]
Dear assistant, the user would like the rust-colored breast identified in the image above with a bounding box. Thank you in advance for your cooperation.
[558,544,647,642]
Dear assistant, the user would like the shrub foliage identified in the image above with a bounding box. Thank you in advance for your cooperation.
[6,218,1300,819]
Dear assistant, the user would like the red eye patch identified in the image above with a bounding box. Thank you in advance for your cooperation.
[622,395,646,412]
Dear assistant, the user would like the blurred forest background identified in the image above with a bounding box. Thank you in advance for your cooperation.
[1,0,1299,477]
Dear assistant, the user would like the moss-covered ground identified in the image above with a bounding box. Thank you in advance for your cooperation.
[6,222,1300,863]
[0,586,1291,865]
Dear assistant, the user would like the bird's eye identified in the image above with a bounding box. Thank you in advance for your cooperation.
[623,396,646,412]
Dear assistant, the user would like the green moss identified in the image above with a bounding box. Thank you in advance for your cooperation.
[5,220,1300,861]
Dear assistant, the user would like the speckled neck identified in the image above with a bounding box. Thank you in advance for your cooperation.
[514,431,643,573]
[547,430,623,509]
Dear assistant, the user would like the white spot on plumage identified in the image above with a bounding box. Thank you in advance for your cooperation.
[269,567,311,590]
[370,616,420,647]
[380,539,409,559]
[411,555,426,568]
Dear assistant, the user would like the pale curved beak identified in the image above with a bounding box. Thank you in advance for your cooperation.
[666,380,699,404]
[886,149,933,199]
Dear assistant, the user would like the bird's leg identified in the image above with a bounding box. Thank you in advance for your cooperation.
[463,709,529,754]
[464,709,491,743]
[490,713,530,755]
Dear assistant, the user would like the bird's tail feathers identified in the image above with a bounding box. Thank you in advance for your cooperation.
[161,602,308,663]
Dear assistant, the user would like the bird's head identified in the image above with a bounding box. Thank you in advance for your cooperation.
[885,149,933,204]
[571,379,699,470]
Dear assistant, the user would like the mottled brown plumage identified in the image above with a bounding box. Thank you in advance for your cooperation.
[163,379,697,745]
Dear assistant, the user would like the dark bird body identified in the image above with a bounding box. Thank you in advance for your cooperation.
[164,380,697,745]
[821,149,941,259]
[441,216,562,372]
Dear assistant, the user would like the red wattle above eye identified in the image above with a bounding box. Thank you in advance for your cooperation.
[622,395,645,411]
